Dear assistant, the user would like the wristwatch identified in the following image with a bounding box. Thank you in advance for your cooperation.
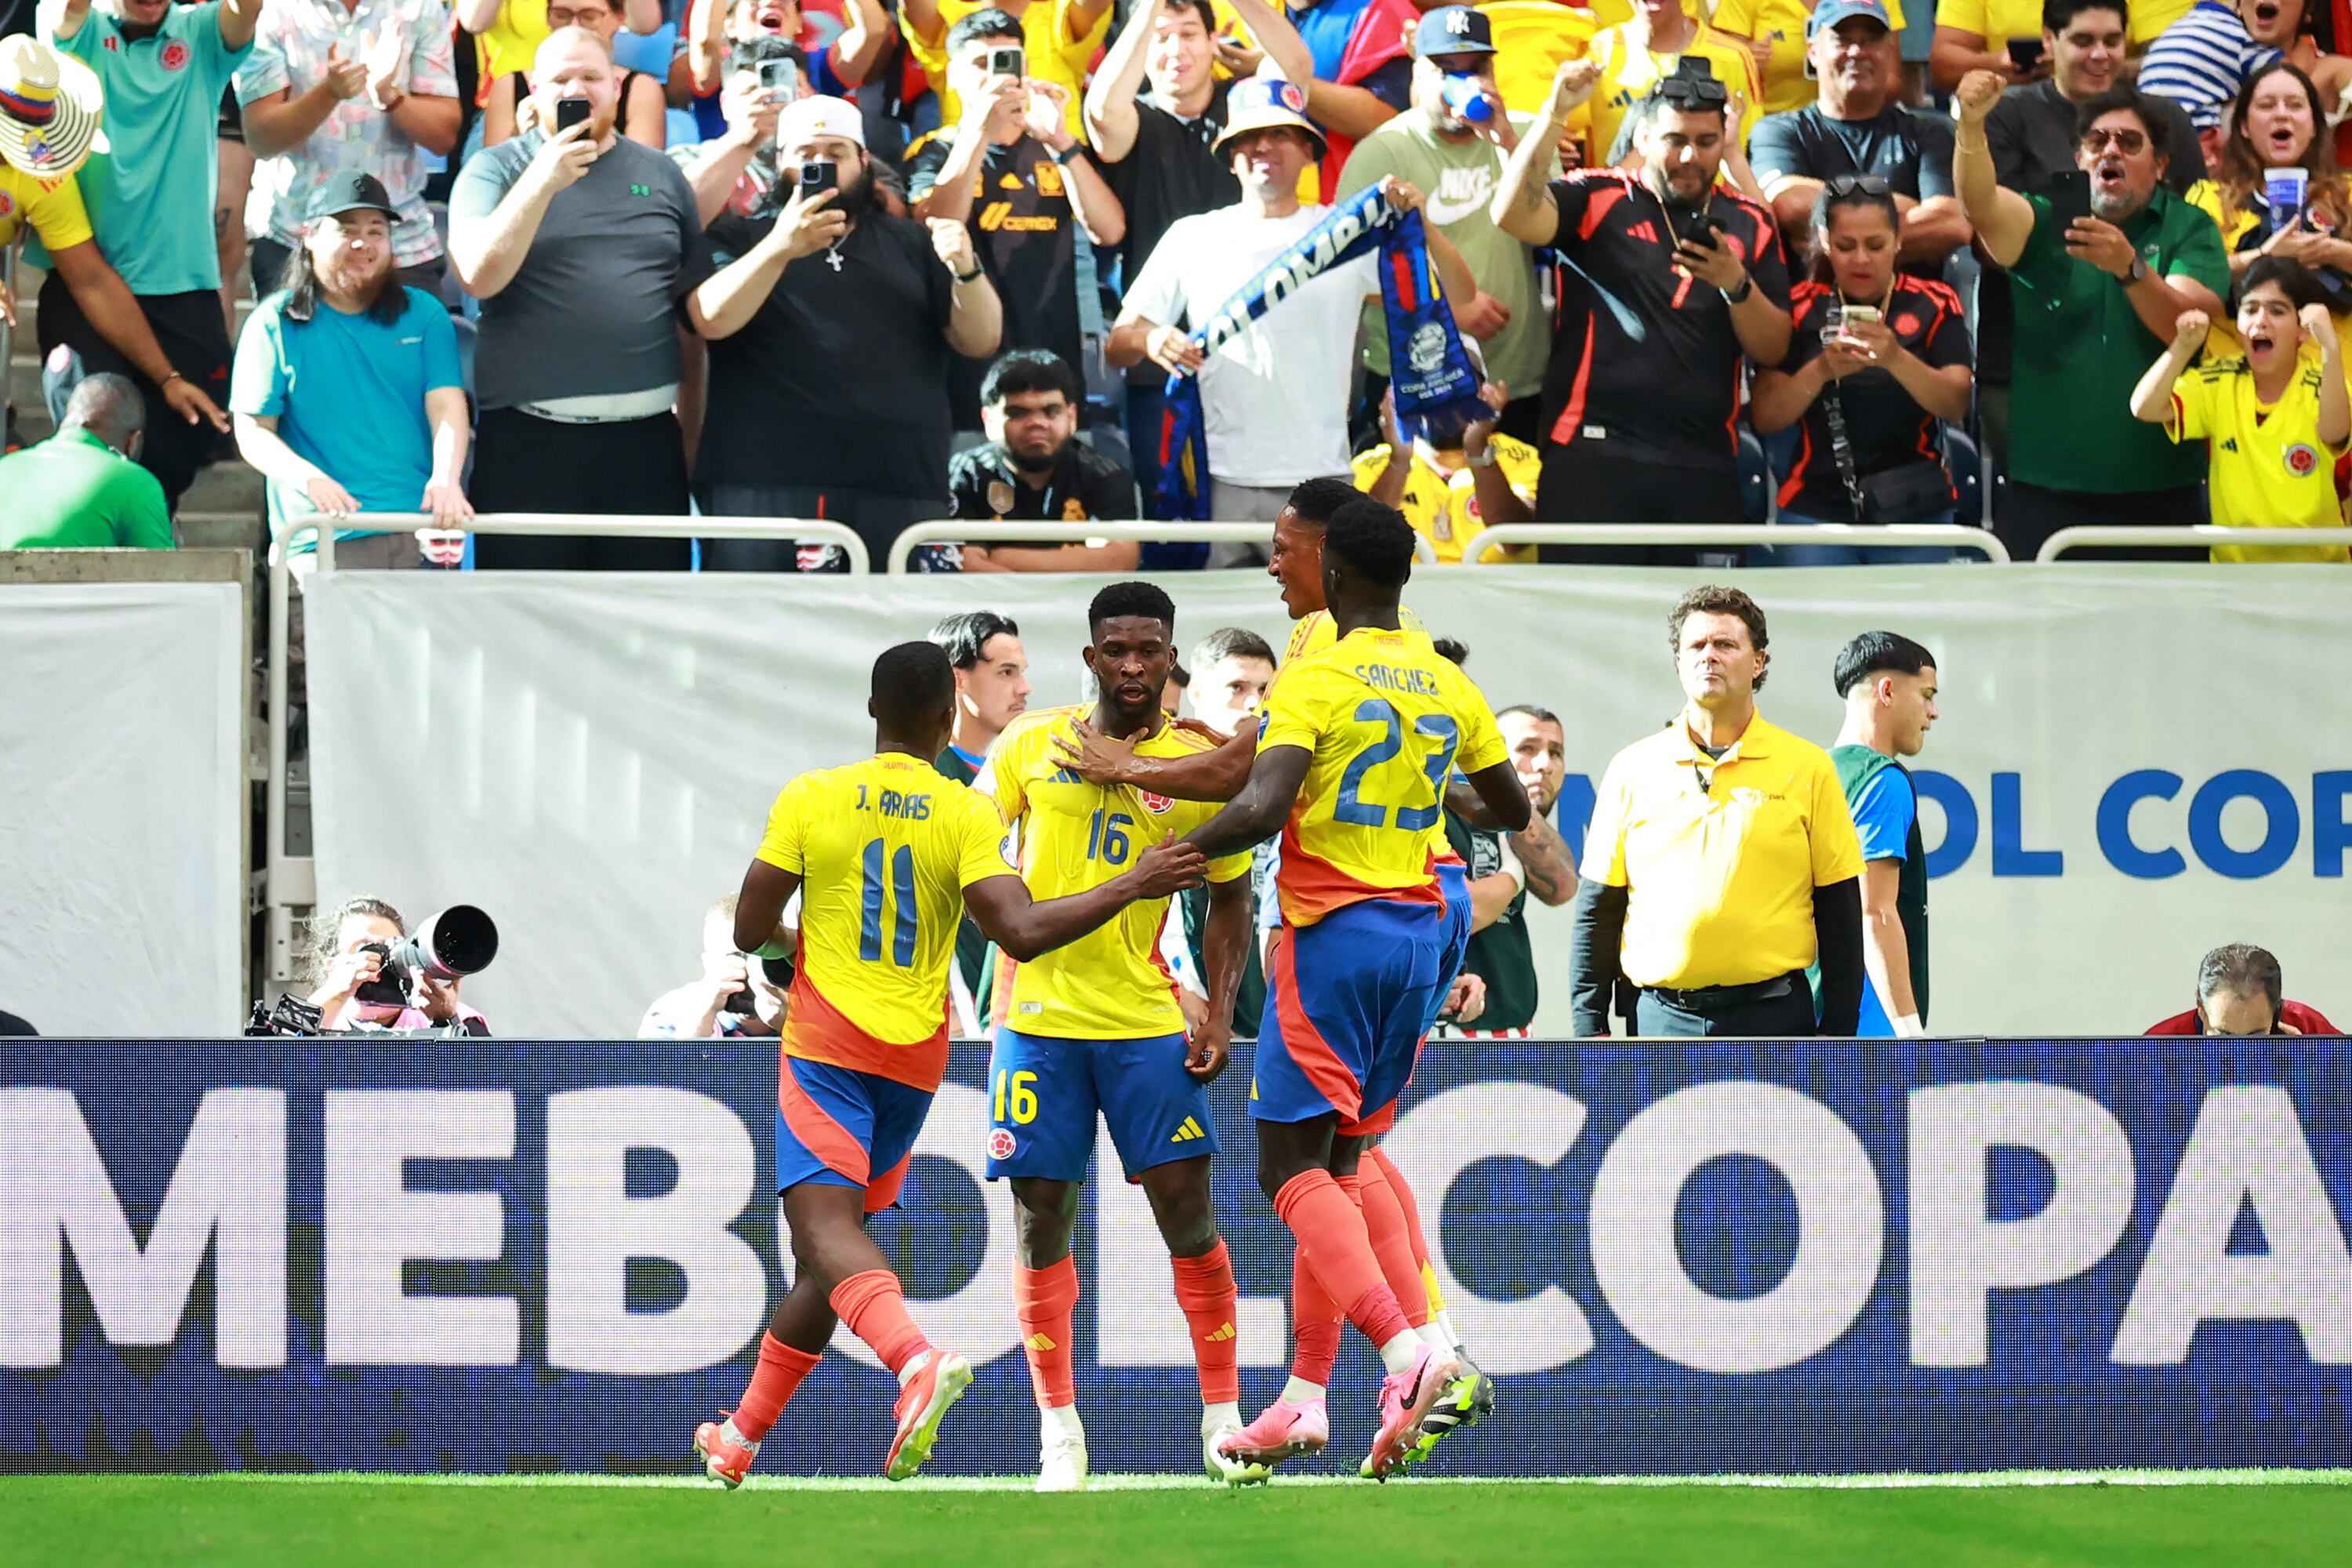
[1051,142,1083,165]
[2128,256,2151,283]
[954,266,984,283]
[1721,271,1754,304]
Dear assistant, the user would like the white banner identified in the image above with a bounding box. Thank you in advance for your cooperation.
[304,566,2352,1038]
[0,583,249,1035]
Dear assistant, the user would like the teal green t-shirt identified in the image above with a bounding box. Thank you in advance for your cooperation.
[0,429,174,549]
[42,4,252,295]
[230,286,466,546]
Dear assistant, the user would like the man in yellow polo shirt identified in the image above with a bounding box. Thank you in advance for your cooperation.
[1569,585,1867,1037]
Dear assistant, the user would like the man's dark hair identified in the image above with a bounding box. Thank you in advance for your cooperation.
[1323,499,1417,591]
[281,229,409,327]
[1431,636,1469,666]
[60,373,147,451]
[2074,86,2169,162]
[2197,942,2283,1009]
[981,348,1082,408]
[1668,585,1770,691]
[948,7,1023,51]
[2044,0,2127,34]
[1089,579,1178,637]
[1169,660,1191,688]
[873,640,956,731]
[929,610,1020,670]
[1833,630,1936,698]
[1163,0,1217,33]
[1284,475,1362,528]
[1497,703,1562,728]
[2238,254,2334,315]
[1192,626,1275,670]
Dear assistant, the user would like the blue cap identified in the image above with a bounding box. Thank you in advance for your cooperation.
[1806,0,1894,38]
[1214,75,1327,158]
[1414,6,1496,56]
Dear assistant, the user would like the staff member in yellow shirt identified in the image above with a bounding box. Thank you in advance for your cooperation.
[2131,256,2352,560]
[1569,585,1867,1037]
[1576,0,1763,167]
[1352,379,1538,564]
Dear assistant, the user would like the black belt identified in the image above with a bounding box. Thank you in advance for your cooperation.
[1642,971,1801,1012]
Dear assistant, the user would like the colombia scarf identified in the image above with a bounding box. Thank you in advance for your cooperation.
[1154,186,1486,521]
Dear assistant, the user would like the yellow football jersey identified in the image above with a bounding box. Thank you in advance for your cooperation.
[755,752,1016,1088]
[977,705,1254,1038]
[2166,354,2352,563]
[1281,604,1427,668]
[1258,626,1508,927]
[1350,441,1541,565]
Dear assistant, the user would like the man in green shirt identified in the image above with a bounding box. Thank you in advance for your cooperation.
[0,375,173,550]
[1824,631,1936,1038]
[1334,7,1555,442]
[1954,71,2230,560]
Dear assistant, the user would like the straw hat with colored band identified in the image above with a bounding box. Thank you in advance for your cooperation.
[1213,76,1327,162]
[0,36,108,181]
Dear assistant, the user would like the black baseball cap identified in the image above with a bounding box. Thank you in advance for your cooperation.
[306,172,398,223]
[1414,6,1495,56]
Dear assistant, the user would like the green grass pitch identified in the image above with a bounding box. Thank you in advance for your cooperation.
[7,1472,2350,1567]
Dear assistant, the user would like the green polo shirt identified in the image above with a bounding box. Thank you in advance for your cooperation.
[0,430,174,549]
[2005,185,2230,495]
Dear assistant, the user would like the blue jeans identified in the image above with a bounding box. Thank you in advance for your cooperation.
[1769,506,1961,566]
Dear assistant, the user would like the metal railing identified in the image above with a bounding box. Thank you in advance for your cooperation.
[884,520,1439,574]
[302,512,873,574]
[1462,522,2013,564]
[2034,525,2352,562]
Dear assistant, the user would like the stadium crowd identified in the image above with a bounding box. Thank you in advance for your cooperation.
[5,0,2352,563]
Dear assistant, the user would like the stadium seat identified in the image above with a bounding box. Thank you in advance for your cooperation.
[1738,426,1771,522]
[1945,426,1982,526]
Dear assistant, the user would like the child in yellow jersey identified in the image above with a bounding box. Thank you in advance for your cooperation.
[972,582,1266,1491]
[692,641,1202,1491]
[2131,258,2351,561]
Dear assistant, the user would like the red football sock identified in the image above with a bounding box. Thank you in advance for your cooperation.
[1014,1255,1080,1409]
[1171,1240,1241,1405]
[733,1331,822,1443]
[1355,1155,1432,1328]
[1290,1244,1342,1386]
[829,1268,931,1376]
[1364,1145,1432,1275]
[1273,1169,1414,1351]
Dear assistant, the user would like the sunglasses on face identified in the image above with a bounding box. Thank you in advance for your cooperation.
[2079,126,2147,154]
[1824,173,1892,197]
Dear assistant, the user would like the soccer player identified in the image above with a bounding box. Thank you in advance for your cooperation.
[1828,632,1939,1037]
[1184,500,1532,1479]
[975,581,1265,1492]
[692,641,1205,1489]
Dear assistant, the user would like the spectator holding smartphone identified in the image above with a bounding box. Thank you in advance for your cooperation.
[2187,60,2352,292]
[1750,176,1973,560]
[482,0,669,147]
[1931,0,2061,91]
[1955,70,2229,557]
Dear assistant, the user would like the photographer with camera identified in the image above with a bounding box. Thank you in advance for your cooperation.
[1494,58,1793,562]
[304,896,494,1033]
[639,894,793,1038]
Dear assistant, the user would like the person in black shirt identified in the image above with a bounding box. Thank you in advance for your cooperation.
[687,94,1004,572]
[907,9,1127,429]
[1085,0,1312,514]
[949,349,1142,571]
[1745,0,1969,272]
[1494,56,1794,561]
[1749,176,1973,561]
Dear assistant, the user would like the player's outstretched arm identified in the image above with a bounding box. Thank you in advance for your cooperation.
[733,859,803,956]
[1461,759,1534,835]
[965,837,1207,961]
[1181,744,1312,860]
[1054,717,1258,802]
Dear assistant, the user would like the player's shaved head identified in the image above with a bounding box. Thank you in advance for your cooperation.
[1323,499,1417,594]
[869,640,957,749]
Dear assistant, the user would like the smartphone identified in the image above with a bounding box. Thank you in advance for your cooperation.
[2006,38,2045,74]
[1820,301,1846,344]
[799,159,839,199]
[1674,205,1726,249]
[988,45,1024,79]
[758,56,800,99]
[1842,303,1880,327]
[554,96,591,135]
[2045,167,2092,232]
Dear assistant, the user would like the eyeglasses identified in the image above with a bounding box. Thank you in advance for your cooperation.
[1824,174,1892,197]
[546,5,612,24]
[2078,126,2148,155]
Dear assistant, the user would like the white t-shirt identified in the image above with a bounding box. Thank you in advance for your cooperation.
[1120,205,1381,488]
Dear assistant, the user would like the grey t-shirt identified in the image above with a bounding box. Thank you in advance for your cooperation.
[451,133,711,410]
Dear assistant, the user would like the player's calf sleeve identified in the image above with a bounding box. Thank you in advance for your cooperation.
[734,1331,822,1443]
[829,1268,932,1377]
[1363,1145,1433,1277]
[1289,1244,1341,1386]
[1272,1169,1414,1352]
[1354,1156,1431,1329]
[1013,1255,1080,1409]
[1170,1240,1241,1406]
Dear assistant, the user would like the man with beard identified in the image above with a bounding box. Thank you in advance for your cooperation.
[949,350,1140,572]
[452,26,710,567]
[229,172,471,564]
[688,93,1005,571]
[1955,71,2229,557]
[1747,0,1969,270]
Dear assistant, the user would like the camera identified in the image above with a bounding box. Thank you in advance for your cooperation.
[988,45,1024,78]
[721,952,797,1015]
[353,906,501,1008]
[759,56,800,98]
